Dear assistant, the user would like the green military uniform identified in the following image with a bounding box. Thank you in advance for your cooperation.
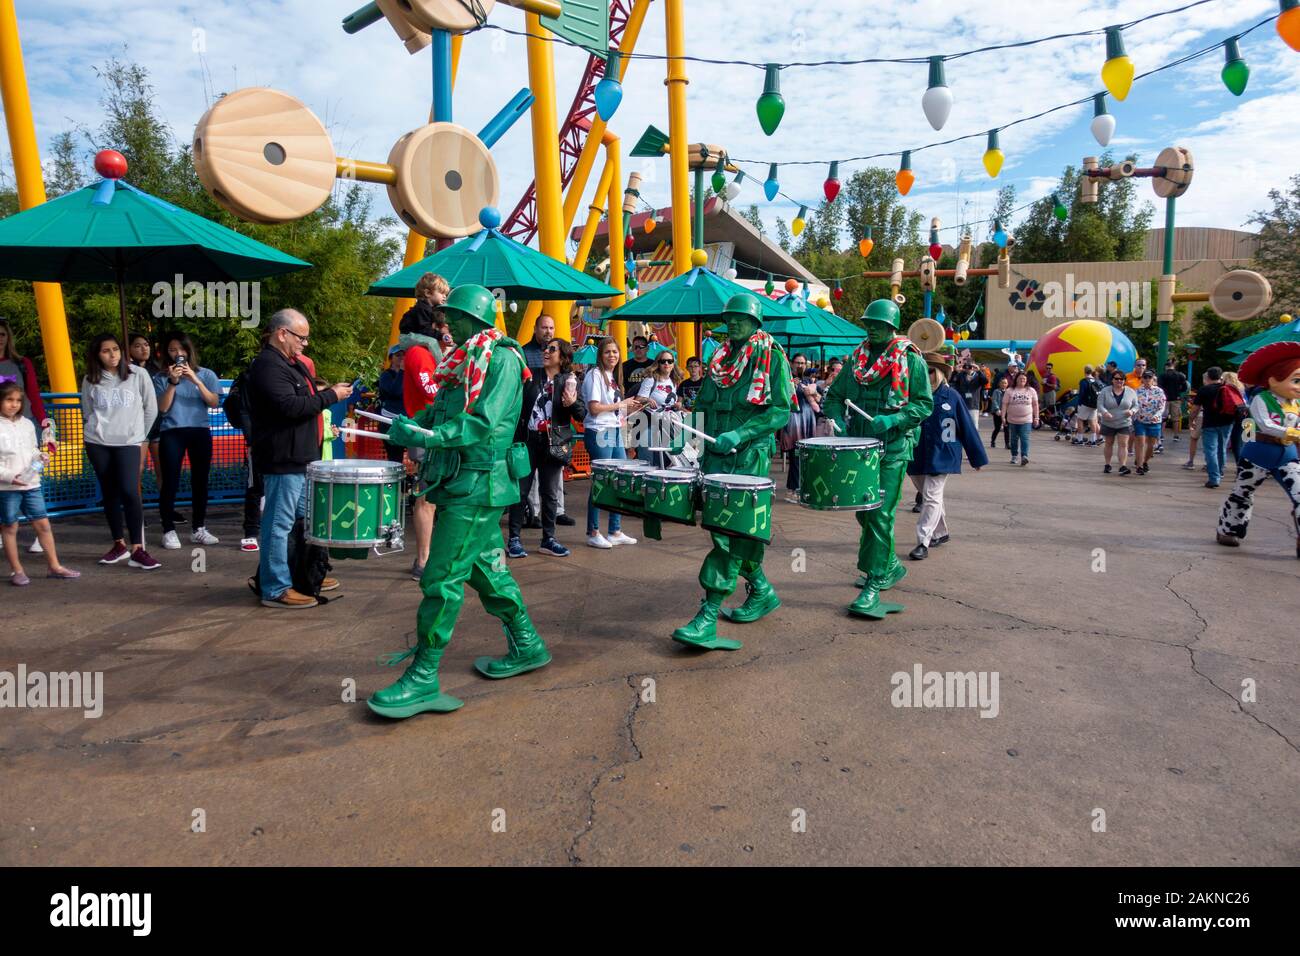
[369,285,549,718]
[672,294,793,651]
[822,299,933,618]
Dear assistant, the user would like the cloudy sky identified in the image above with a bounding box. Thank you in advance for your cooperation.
[6,0,1300,253]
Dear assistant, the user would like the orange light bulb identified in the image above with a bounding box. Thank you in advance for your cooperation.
[896,168,915,196]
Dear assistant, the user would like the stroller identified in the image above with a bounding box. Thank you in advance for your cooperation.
[1052,392,1079,441]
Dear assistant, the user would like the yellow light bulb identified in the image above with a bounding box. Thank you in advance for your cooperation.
[1101,55,1134,100]
[792,217,805,236]
[982,148,1005,178]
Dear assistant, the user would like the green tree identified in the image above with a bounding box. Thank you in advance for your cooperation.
[1013,153,1154,264]
[741,203,765,237]
[1248,171,1300,320]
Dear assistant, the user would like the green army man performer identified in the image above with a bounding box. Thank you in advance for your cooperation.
[823,299,933,619]
[672,292,793,651]
[370,284,549,717]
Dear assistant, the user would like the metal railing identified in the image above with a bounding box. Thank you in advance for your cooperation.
[37,382,249,519]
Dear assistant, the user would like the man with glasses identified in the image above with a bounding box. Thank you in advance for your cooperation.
[246,309,353,609]
[621,335,655,397]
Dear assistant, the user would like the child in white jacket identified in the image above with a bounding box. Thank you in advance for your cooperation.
[0,382,78,585]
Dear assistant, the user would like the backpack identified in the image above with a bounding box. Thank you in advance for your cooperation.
[222,370,250,433]
[250,517,333,601]
[1213,383,1246,420]
[1078,378,1098,408]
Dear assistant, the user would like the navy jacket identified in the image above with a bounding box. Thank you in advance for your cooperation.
[907,382,989,476]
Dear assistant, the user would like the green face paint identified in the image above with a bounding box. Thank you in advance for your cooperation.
[727,315,760,343]
[865,322,894,345]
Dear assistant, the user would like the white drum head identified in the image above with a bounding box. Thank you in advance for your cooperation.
[704,473,775,490]
[798,436,882,450]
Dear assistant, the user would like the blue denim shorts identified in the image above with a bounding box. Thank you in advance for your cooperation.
[0,486,49,524]
[1133,421,1162,438]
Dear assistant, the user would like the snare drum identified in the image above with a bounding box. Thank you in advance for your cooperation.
[701,473,774,543]
[306,459,406,558]
[590,459,625,512]
[795,436,883,511]
[642,469,698,525]
[613,460,655,516]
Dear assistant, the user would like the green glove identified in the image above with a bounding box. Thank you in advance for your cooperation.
[412,405,438,429]
[387,415,431,449]
[865,413,897,438]
[713,430,741,454]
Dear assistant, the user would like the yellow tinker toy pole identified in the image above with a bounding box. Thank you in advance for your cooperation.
[664,0,696,361]
[0,0,76,394]
[525,12,568,340]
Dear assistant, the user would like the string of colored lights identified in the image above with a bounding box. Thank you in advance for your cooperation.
[729,14,1278,170]
[479,0,1225,68]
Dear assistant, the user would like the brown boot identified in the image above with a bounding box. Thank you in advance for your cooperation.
[262,588,318,609]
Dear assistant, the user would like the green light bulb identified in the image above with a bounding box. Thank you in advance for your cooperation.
[756,64,785,136]
[1221,38,1250,96]
[1052,194,1068,221]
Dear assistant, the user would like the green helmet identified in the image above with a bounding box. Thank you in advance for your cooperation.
[443,284,498,328]
[721,292,764,326]
[861,298,901,330]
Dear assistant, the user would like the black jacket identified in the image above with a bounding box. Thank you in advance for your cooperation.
[246,346,333,475]
[513,372,576,445]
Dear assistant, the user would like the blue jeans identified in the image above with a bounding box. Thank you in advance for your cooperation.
[583,427,623,535]
[1008,423,1031,459]
[258,472,307,599]
[1202,425,1231,485]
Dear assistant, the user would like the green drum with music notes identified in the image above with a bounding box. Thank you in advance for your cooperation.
[306,459,406,559]
[590,459,625,512]
[795,436,883,511]
[701,473,774,543]
[613,460,655,516]
[642,469,698,525]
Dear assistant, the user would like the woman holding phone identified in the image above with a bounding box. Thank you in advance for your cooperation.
[153,333,222,549]
[580,337,646,549]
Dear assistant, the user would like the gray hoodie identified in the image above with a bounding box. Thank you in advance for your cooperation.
[81,366,159,446]
[1097,383,1138,429]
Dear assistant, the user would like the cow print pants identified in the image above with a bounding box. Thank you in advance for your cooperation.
[1217,457,1300,539]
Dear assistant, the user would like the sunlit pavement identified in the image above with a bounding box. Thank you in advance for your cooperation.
[3,423,1296,865]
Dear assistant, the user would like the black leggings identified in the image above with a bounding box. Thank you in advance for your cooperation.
[159,427,213,532]
[86,443,144,546]
[990,413,1006,446]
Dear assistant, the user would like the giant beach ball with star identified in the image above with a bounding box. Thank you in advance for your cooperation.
[1028,319,1137,387]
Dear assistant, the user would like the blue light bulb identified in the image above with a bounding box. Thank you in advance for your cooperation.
[594,51,623,122]
[764,163,779,201]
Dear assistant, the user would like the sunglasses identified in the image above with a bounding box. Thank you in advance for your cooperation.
[657,358,674,366]
[544,345,560,353]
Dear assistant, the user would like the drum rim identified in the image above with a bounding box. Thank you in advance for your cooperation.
[703,473,775,489]
[644,469,695,482]
[614,460,656,471]
[796,436,883,448]
[307,460,404,479]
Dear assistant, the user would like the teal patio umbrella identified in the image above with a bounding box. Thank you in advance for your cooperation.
[368,207,618,301]
[0,151,311,346]
[1220,316,1300,358]
[601,265,803,325]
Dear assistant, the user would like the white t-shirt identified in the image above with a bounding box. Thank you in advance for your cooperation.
[581,369,621,431]
[637,376,677,410]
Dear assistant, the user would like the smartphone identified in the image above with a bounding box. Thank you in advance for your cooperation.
[173,354,188,368]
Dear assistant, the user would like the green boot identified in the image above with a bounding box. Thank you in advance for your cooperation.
[871,559,907,591]
[847,582,905,620]
[720,571,781,623]
[367,642,463,718]
[474,614,552,679]
[672,593,741,651]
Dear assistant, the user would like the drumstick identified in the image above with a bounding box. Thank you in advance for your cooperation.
[336,426,393,443]
[829,419,842,433]
[676,419,738,455]
[676,419,718,445]
[845,399,875,422]
[356,409,394,425]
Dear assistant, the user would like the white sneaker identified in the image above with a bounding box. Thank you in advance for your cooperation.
[161,530,182,550]
[607,531,638,546]
[1009,455,1019,465]
[587,532,613,549]
[191,527,219,545]
[240,537,260,552]
[29,539,43,553]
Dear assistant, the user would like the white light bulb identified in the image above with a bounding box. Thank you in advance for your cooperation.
[724,182,740,201]
[922,85,953,132]
[1091,113,1116,148]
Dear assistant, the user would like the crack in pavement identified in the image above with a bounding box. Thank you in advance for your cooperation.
[566,674,644,866]
[1165,559,1299,754]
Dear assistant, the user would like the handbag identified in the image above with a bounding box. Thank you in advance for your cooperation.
[546,422,574,464]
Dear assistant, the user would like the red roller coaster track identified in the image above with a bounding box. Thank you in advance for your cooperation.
[500,0,633,244]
